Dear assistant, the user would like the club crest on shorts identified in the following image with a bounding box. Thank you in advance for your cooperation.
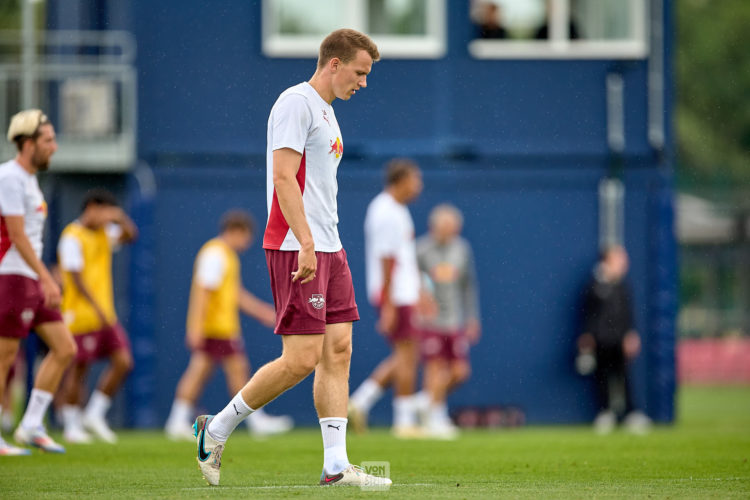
[20,308,34,326]
[308,294,325,310]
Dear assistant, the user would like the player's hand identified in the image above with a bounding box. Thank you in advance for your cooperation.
[40,272,61,308]
[465,318,481,345]
[377,302,397,336]
[186,330,204,351]
[258,304,277,328]
[416,290,438,319]
[292,245,317,284]
[578,332,596,353]
[623,331,641,359]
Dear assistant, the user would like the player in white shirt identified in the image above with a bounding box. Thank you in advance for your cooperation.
[0,109,77,456]
[193,29,391,489]
[350,159,425,438]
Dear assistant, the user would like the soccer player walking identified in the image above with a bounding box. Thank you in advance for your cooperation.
[349,159,424,437]
[416,204,481,439]
[0,109,77,455]
[57,189,137,443]
[193,29,390,488]
[165,210,292,440]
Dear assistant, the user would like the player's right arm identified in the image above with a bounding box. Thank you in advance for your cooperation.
[273,147,316,284]
[5,215,60,307]
[377,256,397,335]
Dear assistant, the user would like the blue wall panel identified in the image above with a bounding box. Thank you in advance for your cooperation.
[140,162,665,426]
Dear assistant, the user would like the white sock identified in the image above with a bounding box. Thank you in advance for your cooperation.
[415,390,431,412]
[62,405,84,432]
[84,390,112,421]
[20,389,54,430]
[166,399,194,430]
[350,379,384,414]
[429,402,450,427]
[320,417,349,474]
[208,392,254,442]
[393,395,417,428]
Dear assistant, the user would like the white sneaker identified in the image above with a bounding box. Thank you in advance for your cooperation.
[166,422,198,442]
[593,410,616,435]
[13,425,65,453]
[426,421,459,440]
[249,413,293,437]
[0,436,31,456]
[623,411,652,435]
[63,427,93,444]
[194,415,224,486]
[391,425,426,439]
[320,464,392,487]
[82,415,117,444]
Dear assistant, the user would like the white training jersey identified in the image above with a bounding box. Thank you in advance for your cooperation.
[364,191,420,307]
[263,82,344,253]
[0,159,47,279]
[195,246,226,290]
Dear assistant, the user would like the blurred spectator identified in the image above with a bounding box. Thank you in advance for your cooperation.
[577,245,651,434]
[476,2,508,39]
[535,0,580,40]
[416,204,481,439]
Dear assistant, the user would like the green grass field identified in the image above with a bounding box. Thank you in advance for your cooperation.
[1,386,748,499]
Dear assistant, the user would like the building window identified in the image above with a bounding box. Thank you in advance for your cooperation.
[469,0,649,59]
[262,0,446,59]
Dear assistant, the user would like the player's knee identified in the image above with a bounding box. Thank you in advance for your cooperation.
[55,335,78,365]
[114,351,134,374]
[453,363,471,384]
[282,351,319,379]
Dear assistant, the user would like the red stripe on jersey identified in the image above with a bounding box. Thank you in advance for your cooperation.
[263,150,307,249]
[0,216,11,264]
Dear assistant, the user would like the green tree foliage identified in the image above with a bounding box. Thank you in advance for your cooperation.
[677,0,750,185]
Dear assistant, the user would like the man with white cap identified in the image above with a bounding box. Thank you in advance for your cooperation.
[0,109,77,455]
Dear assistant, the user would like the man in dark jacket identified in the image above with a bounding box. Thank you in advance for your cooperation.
[578,245,651,434]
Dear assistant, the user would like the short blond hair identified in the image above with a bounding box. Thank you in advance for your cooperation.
[318,29,380,68]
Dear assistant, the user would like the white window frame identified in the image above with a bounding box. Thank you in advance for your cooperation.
[262,0,446,59]
[469,0,649,60]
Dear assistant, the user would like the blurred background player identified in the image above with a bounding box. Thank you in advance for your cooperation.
[416,204,481,439]
[164,210,292,441]
[350,159,424,438]
[0,109,77,455]
[578,245,652,435]
[57,189,137,443]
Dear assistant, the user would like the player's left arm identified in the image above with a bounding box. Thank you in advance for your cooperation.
[462,243,481,344]
[239,287,276,328]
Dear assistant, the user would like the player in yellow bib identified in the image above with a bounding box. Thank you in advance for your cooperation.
[57,189,137,444]
[165,210,293,440]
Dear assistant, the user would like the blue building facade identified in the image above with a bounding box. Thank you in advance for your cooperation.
[44,0,676,427]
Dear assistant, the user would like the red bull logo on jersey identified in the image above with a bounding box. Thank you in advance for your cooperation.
[308,294,325,310]
[329,137,343,159]
[36,200,47,215]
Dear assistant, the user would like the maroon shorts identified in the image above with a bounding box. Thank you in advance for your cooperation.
[196,337,245,361]
[73,322,130,363]
[382,305,419,344]
[265,248,359,335]
[421,328,470,362]
[0,274,63,339]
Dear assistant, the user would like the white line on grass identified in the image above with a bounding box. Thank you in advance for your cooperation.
[181,483,440,491]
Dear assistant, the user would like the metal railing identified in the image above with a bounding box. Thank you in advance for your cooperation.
[0,30,137,171]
